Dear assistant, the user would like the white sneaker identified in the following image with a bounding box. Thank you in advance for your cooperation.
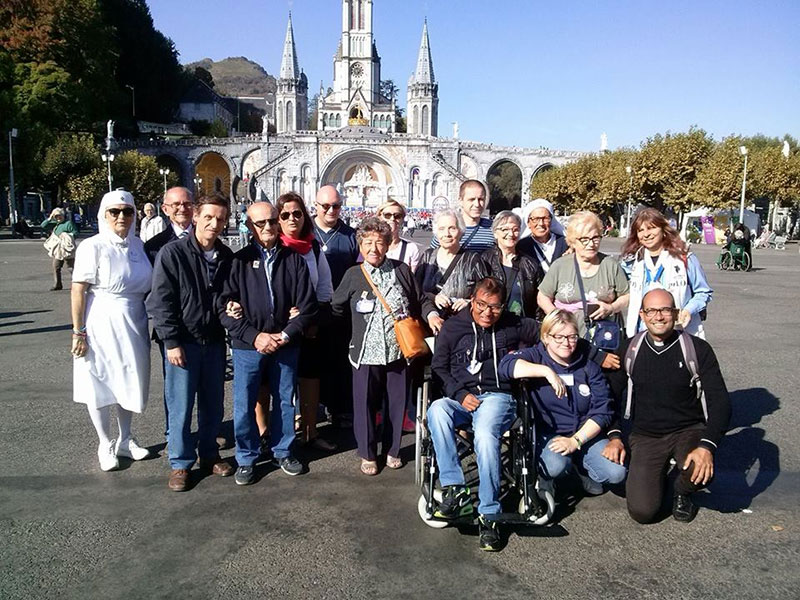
[98,439,120,472]
[116,437,150,460]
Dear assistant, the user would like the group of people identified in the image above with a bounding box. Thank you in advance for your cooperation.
[69,179,730,551]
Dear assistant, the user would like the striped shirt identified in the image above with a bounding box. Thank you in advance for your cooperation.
[429,217,495,253]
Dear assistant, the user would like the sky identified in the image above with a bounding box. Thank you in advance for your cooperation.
[148,0,800,152]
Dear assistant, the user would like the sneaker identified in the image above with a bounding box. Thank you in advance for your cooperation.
[274,456,303,476]
[478,515,502,552]
[577,472,604,496]
[234,465,255,486]
[672,493,699,523]
[98,439,119,472]
[434,485,473,519]
[116,437,150,461]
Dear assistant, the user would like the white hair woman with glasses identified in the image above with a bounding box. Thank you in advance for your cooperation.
[378,199,421,273]
[71,190,153,471]
[139,202,165,242]
[499,309,626,495]
[537,211,629,340]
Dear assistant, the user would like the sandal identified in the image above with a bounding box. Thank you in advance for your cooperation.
[360,460,379,476]
[385,455,403,470]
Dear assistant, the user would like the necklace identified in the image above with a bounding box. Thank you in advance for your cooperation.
[314,223,340,252]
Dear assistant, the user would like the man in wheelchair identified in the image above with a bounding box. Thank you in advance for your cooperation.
[425,277,616,550]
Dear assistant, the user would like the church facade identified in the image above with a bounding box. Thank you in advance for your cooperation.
[125,0,588,211]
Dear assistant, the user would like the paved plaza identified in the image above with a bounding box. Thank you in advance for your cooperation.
[0,236,798,599]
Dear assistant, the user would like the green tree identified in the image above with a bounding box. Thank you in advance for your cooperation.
[692,136,748,210]
[487,161,523,213]
[207,119,229,138]
[113,150,163,207]
[40,133,103,204]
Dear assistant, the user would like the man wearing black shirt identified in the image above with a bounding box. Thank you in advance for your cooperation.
[606,289,731,523]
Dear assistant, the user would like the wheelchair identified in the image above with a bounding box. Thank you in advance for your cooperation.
[717,239,751,271]
[414,378,556,529]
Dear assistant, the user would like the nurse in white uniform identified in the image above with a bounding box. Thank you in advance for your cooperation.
[71,190,153,471]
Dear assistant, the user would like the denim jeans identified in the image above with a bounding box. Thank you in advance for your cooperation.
[538,433,627,485]
[232,345,299,465]
[427,392,516,517]
[164,342,226,470]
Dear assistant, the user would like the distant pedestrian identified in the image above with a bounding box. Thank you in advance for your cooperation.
[139,202,166,242]
[41,207,78,291]
[70,191,153,472]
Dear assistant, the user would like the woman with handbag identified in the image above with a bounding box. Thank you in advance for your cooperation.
[537,211,629,349]
[41,208,78,291]
[622,208,712,339]
[331,217,439,475]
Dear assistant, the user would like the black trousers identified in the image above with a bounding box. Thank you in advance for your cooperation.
[626,425,707,524]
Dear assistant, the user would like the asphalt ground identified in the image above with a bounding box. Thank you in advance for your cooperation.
[0,234,798,600]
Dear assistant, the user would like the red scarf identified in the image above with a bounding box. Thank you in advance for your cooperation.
[280,232,314,254]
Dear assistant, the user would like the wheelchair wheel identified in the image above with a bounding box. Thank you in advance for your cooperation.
[414,380,430,487]
[741,252,751,272]
[518,479,556,526]
[719,251,733,270]
[417,492,449,529]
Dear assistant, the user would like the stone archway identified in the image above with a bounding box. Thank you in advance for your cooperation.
[531,162,555,186]
[486,159,523,215]
[194,151,233,200]
[320,148,404,208]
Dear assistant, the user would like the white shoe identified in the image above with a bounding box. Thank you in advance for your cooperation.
[116,437,150,460]
[98,439,120,472]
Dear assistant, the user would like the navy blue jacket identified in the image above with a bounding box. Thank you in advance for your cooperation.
[517,232,568,272]
[498,342,613,435]
[146,234,233,349]
[218,241,318,350]
[144,225,179,265]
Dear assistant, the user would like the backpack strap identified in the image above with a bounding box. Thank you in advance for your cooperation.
[398,239,407,263]
[623,331,647,420]
[677,331,707,421]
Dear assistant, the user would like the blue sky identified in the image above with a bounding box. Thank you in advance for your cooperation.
[148,0,799,152]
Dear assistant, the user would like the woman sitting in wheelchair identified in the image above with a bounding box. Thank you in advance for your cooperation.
[498,309,627,496]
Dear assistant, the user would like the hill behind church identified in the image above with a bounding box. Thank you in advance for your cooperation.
[186,56,276,97]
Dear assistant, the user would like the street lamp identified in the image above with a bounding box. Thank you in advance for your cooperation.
[7,128,18,231]
[738,145,748,225]
[125,85,135,118]
[625,165,633,233]
[193,176,203,195]
[159,167,170,193]
[101,152,115,192]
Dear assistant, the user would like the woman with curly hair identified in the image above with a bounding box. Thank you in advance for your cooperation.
[622,208,712,338]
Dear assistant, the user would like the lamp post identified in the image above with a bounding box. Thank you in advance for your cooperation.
[125,85,135,118]
[738,145,748,225]
[193,176,203,196]
[159,167,170,193]
[625,165,633,234]
[7,128,18,231]
[101,152,115,192]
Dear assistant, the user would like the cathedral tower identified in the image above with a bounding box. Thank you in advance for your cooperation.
[276,13,308,133]
[407,20,438,137]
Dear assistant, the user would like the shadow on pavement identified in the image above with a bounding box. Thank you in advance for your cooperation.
[0,309,51,319]
[0,323,72,337]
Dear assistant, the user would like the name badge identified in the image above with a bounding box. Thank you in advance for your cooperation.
[252,260,260,269]
[559,374,575,387]
[467,359,482,375]
[356,299,375,314]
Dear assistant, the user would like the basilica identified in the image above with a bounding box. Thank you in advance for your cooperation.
[127,0,587,211]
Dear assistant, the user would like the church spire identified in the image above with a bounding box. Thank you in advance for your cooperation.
[279,13,300,80]
[412,19,435,85]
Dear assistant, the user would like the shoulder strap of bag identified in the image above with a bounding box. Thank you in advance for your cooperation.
[360,263,397,321]
[573,254,593,336]
[623,331,647,420]
[398,239,407,263]
[437,251,464,290]
[459,223,481,251]
[678,331,707,420]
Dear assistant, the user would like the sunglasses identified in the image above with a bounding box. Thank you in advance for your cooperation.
[382,212,404,221]
[250,218,279,229]
[107,207,135,218]
[316,203,342,212]
[280,210,304,221]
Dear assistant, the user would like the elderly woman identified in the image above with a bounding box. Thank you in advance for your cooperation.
[71,190,153,471]
[41,207,78,291]
[622,208,712,339]
[415,208,483,323]
[517,199,568,274]
[499,309,627,494]
[139,202,166,242]
[379,199,422,272]
[276,191,336,451]
[479,210,543,317]
[332,217,438,475]
[538,211,629,344]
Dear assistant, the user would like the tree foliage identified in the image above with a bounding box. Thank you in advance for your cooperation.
[112,150,163,207]
[487,161,522,213]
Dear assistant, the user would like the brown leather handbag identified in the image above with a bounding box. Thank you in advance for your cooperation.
[360,264,429,360]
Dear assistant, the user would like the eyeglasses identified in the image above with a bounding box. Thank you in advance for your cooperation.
[382,212,404,221]
[577,235,603,247]
[164,202,193,209]
[107,207,135,218]
[474,299,504,314]
[529,216,551,224]
[498,227,520,236]
[641,307,677,318]
[550,333,579,345]
[280,210,304,221]
[250,218,279,229]
[316,202,342,212]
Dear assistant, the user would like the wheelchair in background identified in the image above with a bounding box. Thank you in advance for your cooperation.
[717,238,751,271]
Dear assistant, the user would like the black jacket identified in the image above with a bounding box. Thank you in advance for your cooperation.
[144,225,179,265]
[146,234,233,349]
[332,259,436,366]
[431,309,540,403]
[517,232,568,272]
[218,242,318,350]
[479,246,543,318]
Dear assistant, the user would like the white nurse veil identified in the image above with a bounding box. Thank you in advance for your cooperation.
[97,190,137,245]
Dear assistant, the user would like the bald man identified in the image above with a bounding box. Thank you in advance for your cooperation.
[219,202,317,484]
[145,187,195,264]
[607,288,731,524]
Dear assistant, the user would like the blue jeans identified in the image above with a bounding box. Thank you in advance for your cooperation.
[427,393,516,517]
[538,433,627,485]
[232,345,299,465]
[164,342,226,470]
